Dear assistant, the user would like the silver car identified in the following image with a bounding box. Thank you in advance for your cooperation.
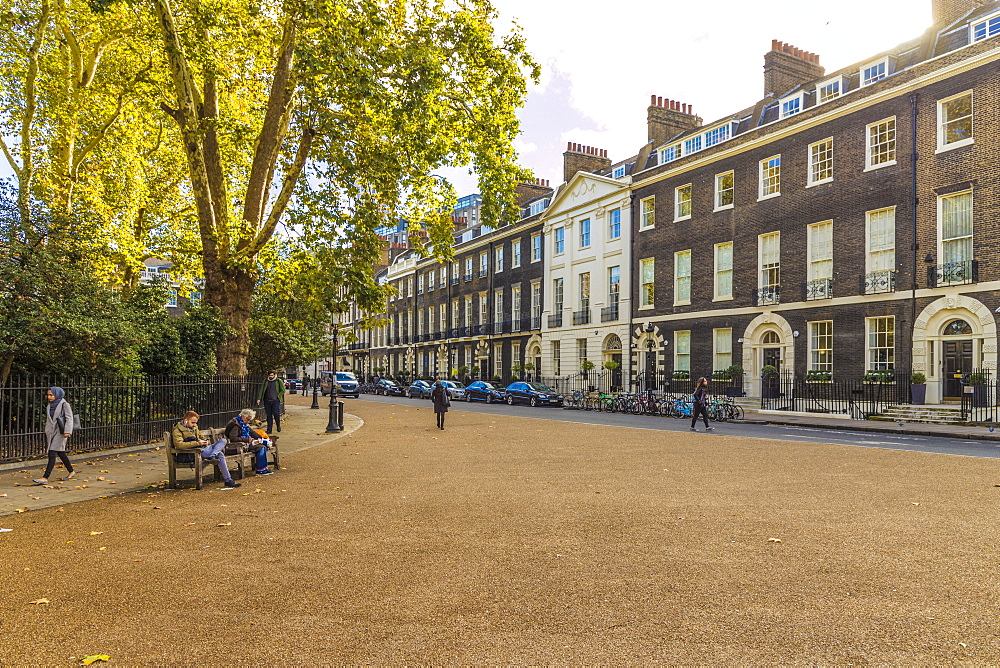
[439,380,467,400]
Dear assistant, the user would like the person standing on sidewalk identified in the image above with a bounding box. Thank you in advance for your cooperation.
[172,411,241,488]
[33,387,76,484]
[256,371,285,433]
[690,377,714,432]
[431,380,450,430]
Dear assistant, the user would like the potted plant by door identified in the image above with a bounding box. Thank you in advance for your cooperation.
[910,372,926,405]
[966,372,988,407]
[761,364,779,398]
[523,361,535,381]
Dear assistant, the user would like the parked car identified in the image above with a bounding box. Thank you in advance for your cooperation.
[320,371,360,398]
[376,379,404,396]
[439,380,466,400]
[406,379,433,399]
[464,380,506,404]
[504,381,564,407]
[284,379,302,392]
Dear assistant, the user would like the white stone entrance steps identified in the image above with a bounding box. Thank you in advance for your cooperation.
[869,404,968,425]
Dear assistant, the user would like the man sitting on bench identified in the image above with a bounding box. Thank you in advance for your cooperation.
[225,408,274,476]
[172,411,241,488]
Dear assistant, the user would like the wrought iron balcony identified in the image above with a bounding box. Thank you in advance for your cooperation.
[928,260,977,287]
[573,309,591,326]
[478,269,487,278]
[451,277,459,285]
[511,318,522,333]
[495,320,510,334]
[448,327,460,338]
[547,313,563,328]
[862,269,896,294]
[754,286,780,306]
[530,316,542,330]
[601,304,620,322]
[474,324,488,336]
[401,335,411,345]
[805,278,833,300]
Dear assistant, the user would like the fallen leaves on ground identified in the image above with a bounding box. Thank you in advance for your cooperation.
[89,531,103,536]
[768,538,782,543]
[15,507,28,513]
[28,598,49,605]
[217,522,231,527]
[80,655,111,665]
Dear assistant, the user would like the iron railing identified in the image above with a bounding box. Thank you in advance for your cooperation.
[862,270,896,294]
[548,313,563,328]
[754,286,780,306]
[760,370,908,418]
[601,304,620,322]
[0,375,266,462]
[928,260,977,287]
[805,278,833,300]
[573,309,591,325]
[956,369,997,423]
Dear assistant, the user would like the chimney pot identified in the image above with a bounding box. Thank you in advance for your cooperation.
[657,96,663,107]
[650,94,657,105]
[771,38,779,50]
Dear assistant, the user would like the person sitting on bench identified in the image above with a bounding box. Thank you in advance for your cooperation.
[172,411,241,488]
[225,409,274,476]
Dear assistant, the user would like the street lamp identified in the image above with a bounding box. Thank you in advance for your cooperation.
[326,315,342,433]
[645,322,656,392]
[310,358,320,409]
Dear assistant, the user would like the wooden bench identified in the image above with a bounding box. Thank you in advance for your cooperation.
[235,422,281,472]
[166,426,255,489]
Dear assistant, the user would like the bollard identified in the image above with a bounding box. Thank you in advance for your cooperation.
[337,401,345,431]
[325,398,341,433]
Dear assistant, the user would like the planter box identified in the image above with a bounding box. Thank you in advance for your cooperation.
[910,384,926,405]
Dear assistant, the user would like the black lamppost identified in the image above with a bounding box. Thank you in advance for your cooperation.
[326,318,342,433]
[645,322,656,392]
[310,358,320,409]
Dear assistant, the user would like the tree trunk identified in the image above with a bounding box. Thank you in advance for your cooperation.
[205,261,257,375]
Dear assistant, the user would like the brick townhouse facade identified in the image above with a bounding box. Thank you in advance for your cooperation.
[629,0,1000,403]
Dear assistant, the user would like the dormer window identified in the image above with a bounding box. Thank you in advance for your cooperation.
[683,135,702,154]
[612,165,627,179]
[660,143,681,164]
[972,12,1000,41]
[817,75,848,104]
[780,93,803,118]
[861,57,891,87]
[704,121,736,147]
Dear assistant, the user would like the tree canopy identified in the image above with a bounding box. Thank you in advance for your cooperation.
[1,0,539,376]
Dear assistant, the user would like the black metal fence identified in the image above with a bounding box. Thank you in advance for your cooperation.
[0,375,265,462]
[760,371,909,418]
[957,369,997,423]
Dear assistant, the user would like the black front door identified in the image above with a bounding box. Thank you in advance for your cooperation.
[763,347,781,396]
[943,340,974,399]
[611,353,623,390]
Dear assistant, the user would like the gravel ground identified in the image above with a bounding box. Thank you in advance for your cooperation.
[2,396,1000,665]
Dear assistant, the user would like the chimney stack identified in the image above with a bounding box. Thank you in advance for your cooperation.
[647,95,703,148]
[562,142,612,184]
[933,0,989,23]
[764,40,825,97]
[514,178,554,207]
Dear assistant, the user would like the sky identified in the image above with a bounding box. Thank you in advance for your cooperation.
[436,0,933,195]
[0,0,933,197]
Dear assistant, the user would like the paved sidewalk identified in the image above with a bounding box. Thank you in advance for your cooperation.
[0,403,362,518]
[737,408,1000,441]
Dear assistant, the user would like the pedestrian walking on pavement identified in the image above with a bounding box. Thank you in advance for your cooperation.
[256,370,285,433]
[33,387,76,484]
[431,380,450,430]
[690,377,714,432]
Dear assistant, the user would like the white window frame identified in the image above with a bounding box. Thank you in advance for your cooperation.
[860,57,890,87]
[640,196,655,229]
[608,209,621,240]
[451,299,460,329]
[479,292,488,326]
[807,221,833,282]
[579,218,591,249]
[673,250,691,306]
[512,238,522,267]
[464,296,473,327]
[714,171,734,211]
[553,277,564,313]
[866,316,895,371]
[865,207,896,276]
[494,289,504,326]
[511,286,521,324]
[660,143,681,164]
[865,117,897,171]
[780,92,804,118]
[639,258,655,309]
[937,190,974,279]
[936,91,974,153]
[758,232,780,291]
[554,227,565,255]
[807,138,833,187]
[551,340,561,376]
[674,331,691,373]
[714,241,733,301]
[531,233,542,262]
[816,75,848,104]
[759,155,781,200]
[971,11,1000,42]
[479,251,488,277]
[464,257,473,281]
[579,272,591,311]
[417,274,424,294]
[440,303,447,332]
[713,328,733,373]
[674,184,692,221]
[808,321,834,374]
[495,246,504,273]
[612,165,626,179]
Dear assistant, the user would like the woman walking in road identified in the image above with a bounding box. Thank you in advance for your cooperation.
[33,387,76,484]
[690,377,714,432]
[431,380,450,430]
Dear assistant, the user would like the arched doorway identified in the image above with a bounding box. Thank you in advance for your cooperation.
[741,313,794,397]
[912,296,997,404]
[603,334,623,389]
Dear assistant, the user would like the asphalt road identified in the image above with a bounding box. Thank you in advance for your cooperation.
[350,393,1000,459]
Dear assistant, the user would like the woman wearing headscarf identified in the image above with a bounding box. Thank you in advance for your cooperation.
[33,387,76,484]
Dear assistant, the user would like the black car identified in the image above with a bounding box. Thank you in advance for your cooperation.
[406,380,433,399]
[465,381,506,404]
[504,382,564,407]
[376,379,404,396]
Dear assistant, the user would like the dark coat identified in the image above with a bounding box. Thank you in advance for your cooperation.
[431,385,450,414]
